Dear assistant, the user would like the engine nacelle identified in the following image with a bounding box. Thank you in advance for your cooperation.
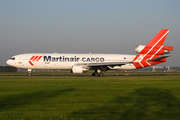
[71,66,83,73]
[71,66,89,73]
[135,45,145,53]
[135,45,170,55]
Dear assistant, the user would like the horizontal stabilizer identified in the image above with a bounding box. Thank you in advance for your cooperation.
[87,62,128,67]
[147,55,170,62]
[163,46,173,51]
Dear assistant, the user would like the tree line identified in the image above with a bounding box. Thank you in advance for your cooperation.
[0,66,17,72]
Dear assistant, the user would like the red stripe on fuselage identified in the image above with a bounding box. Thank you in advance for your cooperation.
[28,61,34,66]
[32,56,39,61]
[30,56,35,60]
[36,56,42,62]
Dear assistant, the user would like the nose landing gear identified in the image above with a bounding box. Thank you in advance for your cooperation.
[28,69,32,77]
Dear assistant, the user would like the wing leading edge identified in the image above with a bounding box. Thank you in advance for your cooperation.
[87,62,129,67]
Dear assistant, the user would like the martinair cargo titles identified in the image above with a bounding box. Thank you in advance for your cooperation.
[6,29,173,76]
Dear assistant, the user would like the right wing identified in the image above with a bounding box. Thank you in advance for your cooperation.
[87,62,129,67]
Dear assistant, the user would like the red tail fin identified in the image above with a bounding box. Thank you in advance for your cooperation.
[146,29,169,47]
[138,29,171,55]
[133,29,173,69]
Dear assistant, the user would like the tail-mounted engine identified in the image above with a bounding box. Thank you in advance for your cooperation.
[135,45,173,55]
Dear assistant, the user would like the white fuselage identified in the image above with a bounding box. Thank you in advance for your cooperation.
[6,53,137,70]
[6,29,173,76]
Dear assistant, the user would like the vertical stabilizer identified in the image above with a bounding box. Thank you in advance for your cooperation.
[133,29,173,69]
[146,29,169,47]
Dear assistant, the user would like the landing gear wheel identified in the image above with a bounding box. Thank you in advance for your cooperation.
[92,73,98,76]
[92,72,103,76]
[98,73,103,76]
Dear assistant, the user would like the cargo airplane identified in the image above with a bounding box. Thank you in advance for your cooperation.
[6,29,173,76]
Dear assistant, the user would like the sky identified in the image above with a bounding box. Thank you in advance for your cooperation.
[0,0,180,66]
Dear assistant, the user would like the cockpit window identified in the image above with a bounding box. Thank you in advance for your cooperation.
[10,57,15,60]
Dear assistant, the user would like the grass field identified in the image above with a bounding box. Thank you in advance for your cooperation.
[0,76,180,120]
[1,71,180,76]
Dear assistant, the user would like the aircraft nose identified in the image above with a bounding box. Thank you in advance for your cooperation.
[6,59,14,66]
[6,59,11,65]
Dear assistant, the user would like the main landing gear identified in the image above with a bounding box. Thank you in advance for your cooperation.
[92,70,103,76]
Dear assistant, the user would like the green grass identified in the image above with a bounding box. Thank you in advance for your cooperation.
[0,77,180,120]
[1,71,180,76]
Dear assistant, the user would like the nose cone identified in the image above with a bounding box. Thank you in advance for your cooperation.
[6,59,13,66]
[6,60,10,65]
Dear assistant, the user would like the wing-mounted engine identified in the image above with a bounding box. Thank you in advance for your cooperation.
[71,65,89,73]
[135,45,173,55]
